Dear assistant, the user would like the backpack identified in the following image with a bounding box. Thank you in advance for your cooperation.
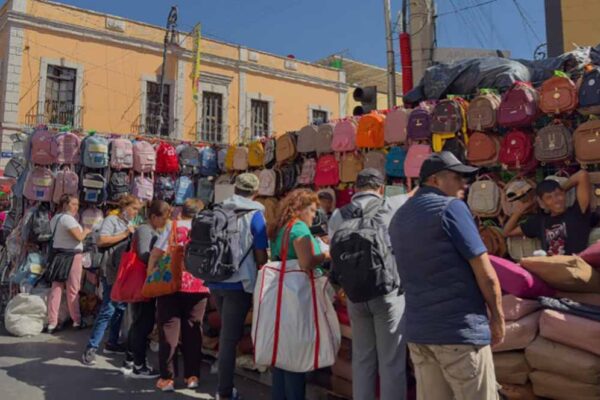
[479,225,507,257]
[196,177,214,206]
[51,132,81,165]
[589,172,600,214]
[279,164,298,193]
[174,176,195,205]
[24,167,54,202]
[217,148,228,172]
[356,113,385,148]
[297,125,318,153]
[154,175,176,202]
[539,75,578,115]
[385,147,407,177]
[384,107,410,144]
[248,141,265,168]
[133,140,156,173]
[467,132,501,167]
[407,106,433,141]
[385,184,407,197]
[155,142,179,174]
[81,172,107,204]
[233,146,249,171]
[364,150,386,176]
[256,197,278,226]
[432,132,461,153]
[314,155,340,187]
[224,146,236,171]
[184,205,253,282]
[431,98,467,134]
[574,119,600,165]
[109,138,133,170]
[53,167,79,204]
[297,158,317,185]
[336,186,356,208]
[178,145,201,176]
[214,174,235,203]
[507,236,541,262]
[200,147,219,176]
[29,203,52,244]
[578,67,600,115]
[332,120,357,152]
[467,93,501,131]
[467,176,501,217]
[534,123,573,163]
[81,135,109,169]
[107,171,131,202]
[404,144,432,178]
[4,157,25,179]
[276,132,297,164]
[330,198,398,303]
[30,128,55,165]
[258,169,277,196]
[441,136,467,164]
[497,82,539,128]
[131,174,154,202]
[263,138,276,167]
[499,130,535,169]
[340,153,364,183]
[316,123,334,154]
[501,177,536,216]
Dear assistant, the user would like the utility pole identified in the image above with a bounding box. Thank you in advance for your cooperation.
[156,6,178,136]
[409,0,435,87]
[384,0,397,108]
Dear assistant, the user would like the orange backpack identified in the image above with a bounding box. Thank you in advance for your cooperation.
[356,113,385,148]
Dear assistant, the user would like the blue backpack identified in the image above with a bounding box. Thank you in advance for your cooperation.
[155,175,176,202]
[385,147,407,178]
[174,176,195,205]
[200,147,219,176]
[81,135,109,169]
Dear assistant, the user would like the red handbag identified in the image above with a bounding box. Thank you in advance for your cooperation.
[111,240,149,303]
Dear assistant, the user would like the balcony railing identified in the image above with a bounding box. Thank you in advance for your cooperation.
[25,100,84,130]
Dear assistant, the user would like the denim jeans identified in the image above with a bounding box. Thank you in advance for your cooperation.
[272,367,306,400]
[86,276,127,350]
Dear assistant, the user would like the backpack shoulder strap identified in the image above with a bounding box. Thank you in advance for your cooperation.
[339,203,362,220]
[362,198,386,219]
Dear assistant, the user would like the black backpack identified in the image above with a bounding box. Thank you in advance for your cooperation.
[184,205,252,282]
[29,203,52,244]
[108,171,131,202]
[579,67,600,113]
[179,145,201,176]
[154,175,176,202]
[330,199,399,303]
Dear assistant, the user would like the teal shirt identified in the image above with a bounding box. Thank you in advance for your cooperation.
[271,221,322,261]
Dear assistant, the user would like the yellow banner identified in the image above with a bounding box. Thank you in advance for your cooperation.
[192,25,201,103]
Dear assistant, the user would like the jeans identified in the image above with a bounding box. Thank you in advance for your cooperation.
[271,367,306,400]
[86,277,126,350]
[212,289,253,397]
[127,300,156,365]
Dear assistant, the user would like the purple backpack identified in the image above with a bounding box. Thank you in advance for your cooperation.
[132,174,154,202]
[24,167,55,202]
[407,107,433,141]
[51,132,81,165]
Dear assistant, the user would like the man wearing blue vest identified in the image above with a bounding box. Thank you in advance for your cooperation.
[389,151,504,400]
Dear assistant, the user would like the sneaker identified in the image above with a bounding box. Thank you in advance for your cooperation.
[45,325,57,334]
[120,359,134,375]
[104,342,127,354]
[82,348,97,366]
[156,378,175,392]
[130,363,160,379]
[185,376,199,389]
[216,388,241,400]
[73,321,88,329]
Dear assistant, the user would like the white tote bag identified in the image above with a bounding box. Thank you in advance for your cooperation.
[252,223,341,373]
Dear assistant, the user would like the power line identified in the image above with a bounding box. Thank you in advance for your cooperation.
[437,0,498,17]
[510,0,542,42]
[448,0,486,47]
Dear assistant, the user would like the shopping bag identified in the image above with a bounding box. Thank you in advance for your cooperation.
[252,221,341,373]
[141,222,183,297]
[110,241,148,303]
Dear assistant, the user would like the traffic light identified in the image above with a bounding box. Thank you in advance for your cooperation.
[352,86,377,116]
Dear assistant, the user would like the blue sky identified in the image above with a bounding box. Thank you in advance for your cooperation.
[54,0,547,67]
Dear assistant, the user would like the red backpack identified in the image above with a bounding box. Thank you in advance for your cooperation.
[314,154,340,187]
[497,82,539,128]
[499,130,535,170]
[155,142,179,174]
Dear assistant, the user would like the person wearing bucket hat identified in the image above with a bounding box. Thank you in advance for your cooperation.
[389,151,504,400]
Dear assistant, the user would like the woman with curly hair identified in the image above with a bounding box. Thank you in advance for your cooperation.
[267,188,331,400]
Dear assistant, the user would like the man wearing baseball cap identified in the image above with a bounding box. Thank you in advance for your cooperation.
[389,152,504,400]
[328,168,410,400]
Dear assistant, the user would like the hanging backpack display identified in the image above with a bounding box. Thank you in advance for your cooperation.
[467,93,500,131]
[331,120,357,152]
[200,147,219,176]
[174,176,195,205]
[340,153,363,183]
[214,174,235,203]
[467,176,501,218]
[28,203,52,244]
[133,140,156,173]
[81,207,104,230]
[30,128,55,166]
[363,150,386,176]
[81,135,109,169]
[574,119,600,165]
[53,167,79,204]
[81,172,107,204]
[131,174,154,202]
[297,158,317,185]
[276,132,297,164]
[404,144,432,179]
[430,98,467,134]
[297,125,318,153]
[258,169,277,197]
[155,142,179,174]
[154,175,176,202]
[385,147,407,178]
[497,82,539,128]
[224,146,236,171]
[356,113,385,149]
[109,138,134,170]
[233,146,249,171]
[51,132,81,165]
[196,177,214,206]
[507,236,542,262]
[248,141,265,168]
[467,132,501,167]
[316,123,334,154]
[263,138,276,167]
[578,67,600,115]
[107,171,131,202]
[499,130,535,170]
[24,167,54,202]
[217,147,228,172]
[407,105,433,141]
[314,155,340,187]
[178,145,201,176]
[384,107,410,144]
[539,74,578,115]
[534,123,573,163]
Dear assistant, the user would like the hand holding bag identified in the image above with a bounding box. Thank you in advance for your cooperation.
[111,238,149,303]
[141,222,183,297]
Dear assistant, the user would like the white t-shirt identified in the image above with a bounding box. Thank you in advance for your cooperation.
[154,219,192,252]
[50,213,84,251]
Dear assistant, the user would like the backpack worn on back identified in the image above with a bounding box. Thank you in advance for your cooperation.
[539,75,578,115]
[154,175,176,202]
[467,132,500,167]
[499,130,534,169]
[385,147,407,178]
[332,120,357,152]
[108,171,130,202]
[52,132,81,165]
[196,177,214,206]
[316,123,334,154]
[330,198,398,303]
[364,150,386,176]
[534,123,573,163]
[184,205,252,282]
[276,132,297,164]
[314,155,340,187]
[133,140,156,173]
[574,119,600,165]
[467,176,501,218]
[297,158,317,185]
[179,145,201,175]
[81,172,107,204]
[24,167,54,202]
[407,106,433,141]
[431,99,467,134]
[174,176,195,206]
[131,174,154,202]
[384,107,410,144]
[356,113,385,149]
[297,125,318,153]
[497,82,539,128]
[404,144,432,178]
[81,135,109,169]
[30,128,55,165]
[579,68,600,115]
[155,142,179,174]
[53,167,79,204]
[467,93,500,131]
[248,141,265,168]
[200,147,219,176]
[109,138,133,170]
[340,153,364,183]
[233,146,249,171]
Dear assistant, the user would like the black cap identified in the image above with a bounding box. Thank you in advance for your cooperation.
[356,168,385,188]
[419,151,479,181]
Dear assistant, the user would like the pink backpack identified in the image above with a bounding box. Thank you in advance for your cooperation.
[110,138,134,170]
[132,174,154,201]
[298,158,317,185]
[133,141,156,173]
[24,167,55,202]
[52,167,79,204]
[331,120,357,152]
[314,155,340,187]
[404,144,432,178]
[81,207,104,230]
[384,107,411,144]
[489,255,555,299]
[51,132,81,165]
[258,169,277,197]
[30,128,55,165]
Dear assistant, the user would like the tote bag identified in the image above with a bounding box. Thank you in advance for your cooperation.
[110,239,149,303]
[141,222,183,297]
[252,221,341,373]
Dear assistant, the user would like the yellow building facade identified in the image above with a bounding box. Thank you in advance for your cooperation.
[0,0,349,154]
[545,0,600,57]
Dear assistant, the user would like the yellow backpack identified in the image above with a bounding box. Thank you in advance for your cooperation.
[224,146,236,171]
[248,141,265,168]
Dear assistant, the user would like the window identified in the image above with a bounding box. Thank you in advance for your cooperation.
[251,99,270,138]
[201,91,223,143]
[45,65,76,126]
[312,109,328,124]
[145,81,171,136]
